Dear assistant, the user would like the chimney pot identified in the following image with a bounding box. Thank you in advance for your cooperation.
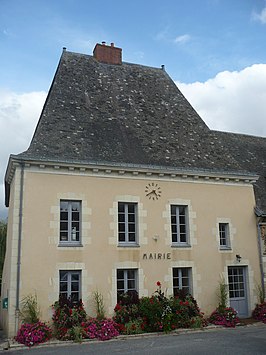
[111,42,114,47]
[102,41,106,45]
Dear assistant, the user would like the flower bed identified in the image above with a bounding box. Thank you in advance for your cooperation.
[15,321,52,347]
[208,307,239,327]
[51,296,119,342]
[113,282,206,334]
[252,302,266,323]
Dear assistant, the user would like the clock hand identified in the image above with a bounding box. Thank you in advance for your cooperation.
[146,189,157,196]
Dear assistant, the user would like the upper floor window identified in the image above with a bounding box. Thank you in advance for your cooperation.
[59,270,81,303]
[173,267,192,297]
[118,202,138,244]
[219,223,230,249]
[171,205,189,245]
[60,200,81,244]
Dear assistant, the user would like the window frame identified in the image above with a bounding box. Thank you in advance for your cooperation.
[219,222,231,249]
[116,269,138,301]
[59,200,82,246]
[118,202,138,246]
[172,267,192,297]
[170,205,189,246]
[59,270,81,302]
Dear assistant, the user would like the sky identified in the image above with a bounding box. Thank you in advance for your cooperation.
[1,0,266,219]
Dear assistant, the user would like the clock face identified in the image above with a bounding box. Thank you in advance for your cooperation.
[145,182,162,200]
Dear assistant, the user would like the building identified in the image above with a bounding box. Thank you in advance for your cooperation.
[1,42,266,337]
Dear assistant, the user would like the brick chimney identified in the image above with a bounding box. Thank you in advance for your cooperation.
[93,42,122,65]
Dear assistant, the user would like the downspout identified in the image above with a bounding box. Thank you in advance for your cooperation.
[257,221,265,300]
[15,162,24,333]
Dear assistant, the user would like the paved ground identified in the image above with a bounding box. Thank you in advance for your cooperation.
[2,323,266,354]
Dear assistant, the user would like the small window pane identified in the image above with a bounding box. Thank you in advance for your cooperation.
[128,233,135,241]
[60,202,68,211]
[72,212,80,221]
[71,293,79,303]
[71,273,80,281]
[118,233,125,242]
[71,283,79,292]
[117,270,124,279]
[128,214,135,222]
[128,224,135,232]
[60,282,68,292]
[118,223,125,232]
[60,271,68,281]
[118,214,125,222]
[60,211,68,220]
[127,204,135,213]
[118,203,125,213]
[128,280,135,289]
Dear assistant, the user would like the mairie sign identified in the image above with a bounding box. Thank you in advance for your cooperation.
[143,253,171,260]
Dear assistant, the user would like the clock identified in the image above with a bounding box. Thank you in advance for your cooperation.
[145,182,162,200]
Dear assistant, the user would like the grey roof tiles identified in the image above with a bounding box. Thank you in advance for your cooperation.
[10,49,266,211]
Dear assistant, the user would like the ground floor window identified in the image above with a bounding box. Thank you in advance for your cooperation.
[173,267,192,297]
[59,270,81,302]
[117,269,138,301]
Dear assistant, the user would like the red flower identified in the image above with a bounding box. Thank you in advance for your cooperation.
[114,304,121,311]
[156,281,161,287]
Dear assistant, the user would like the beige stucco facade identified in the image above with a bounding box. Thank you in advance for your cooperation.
[1,162,262,337]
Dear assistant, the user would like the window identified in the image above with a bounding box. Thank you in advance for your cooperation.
[228,267,245,298]
[118,202,137,244]
[117,269,138,301]
[219,223,230,248]
[60,200,81,244]
[171,205,189,244]
[59,270,81,302]
[173,268,192,296]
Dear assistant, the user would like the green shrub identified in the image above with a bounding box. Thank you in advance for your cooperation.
[92,290,106,320]
[52,296,87,340]
[114,282,205,333]
[19,294,40,324]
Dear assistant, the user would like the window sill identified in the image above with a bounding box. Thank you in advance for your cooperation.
[219,246,232,251]
[58,243,83,247]
[118,243,140,248]
[171,244,191,248]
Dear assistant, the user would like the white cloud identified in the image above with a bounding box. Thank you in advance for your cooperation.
[252,6,266,24]
[174,34,191,44]
[0,90,47,219]
[176,64,266,137]
[155,27,191,45]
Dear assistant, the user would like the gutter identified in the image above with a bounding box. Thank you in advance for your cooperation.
[15,162,24,333]
[255,207,266,300]
[257,222,265,300]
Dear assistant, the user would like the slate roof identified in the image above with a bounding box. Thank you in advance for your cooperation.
[6,49,266,212]
[212,131,266,213]
[17,50,243,173]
